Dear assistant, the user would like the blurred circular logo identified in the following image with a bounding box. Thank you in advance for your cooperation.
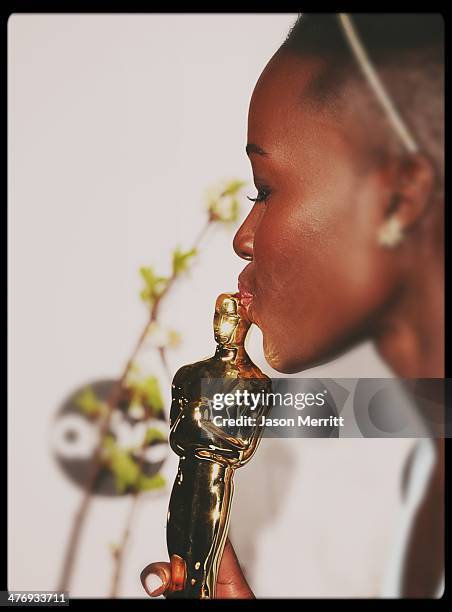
[51,378,169,496]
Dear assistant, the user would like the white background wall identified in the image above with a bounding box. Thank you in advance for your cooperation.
[8,13,415,598]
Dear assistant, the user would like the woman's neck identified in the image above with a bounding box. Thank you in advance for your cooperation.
[374,263,444,378]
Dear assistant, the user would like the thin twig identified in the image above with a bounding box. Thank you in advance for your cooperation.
[158,347,172,382]
[109,439,149,598]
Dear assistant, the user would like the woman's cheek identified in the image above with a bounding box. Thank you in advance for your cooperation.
[254,205,305,287]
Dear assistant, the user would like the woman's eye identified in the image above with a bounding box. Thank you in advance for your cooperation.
[247,187,271,203]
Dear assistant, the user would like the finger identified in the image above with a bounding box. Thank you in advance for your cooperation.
[216,539,254,599]
[169,554,187,593]
[140,562,171,597]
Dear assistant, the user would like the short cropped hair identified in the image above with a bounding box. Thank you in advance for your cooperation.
[280,14,444,196]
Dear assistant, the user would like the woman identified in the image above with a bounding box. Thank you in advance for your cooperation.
[141,13,444,598]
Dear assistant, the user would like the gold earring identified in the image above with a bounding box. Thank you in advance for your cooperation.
[377,216,404,248]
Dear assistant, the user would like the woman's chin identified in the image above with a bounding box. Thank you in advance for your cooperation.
[263,337,306,374]
[263,333,323,374]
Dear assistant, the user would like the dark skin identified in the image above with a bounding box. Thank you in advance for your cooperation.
[141,49,444,598]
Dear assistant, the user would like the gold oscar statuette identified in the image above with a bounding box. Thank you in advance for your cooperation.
[165,292,272,598]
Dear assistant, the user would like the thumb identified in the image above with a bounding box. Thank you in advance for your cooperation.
[216,539,254,599]
[140,539,254,599]
[140,554,187,597]
[140,561,171,598]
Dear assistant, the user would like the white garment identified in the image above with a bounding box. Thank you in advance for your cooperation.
[379,438,444,598]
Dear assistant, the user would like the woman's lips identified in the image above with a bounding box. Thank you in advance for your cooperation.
[240,294,254,309]
[237,280,255,312]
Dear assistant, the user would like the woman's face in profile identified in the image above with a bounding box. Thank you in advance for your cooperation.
[234,49,403,374]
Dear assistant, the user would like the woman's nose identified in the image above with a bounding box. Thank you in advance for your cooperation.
[233,206,260,261]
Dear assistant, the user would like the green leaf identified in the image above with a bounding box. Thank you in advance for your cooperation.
[102,435,166,493]
[210,203,236,223]
[220,179,246,197]
[228,198,239,223]
[172,247,197,276]
[136,472,166,492]
[139,265,154,284]
[101,435,140,494]
[75,387,107,418]
[139,288,150,303]
[142,376,164,413]
[139,266,168,303]
[144,427,166,445]
[168,329,182,348]
[126,375,165,415]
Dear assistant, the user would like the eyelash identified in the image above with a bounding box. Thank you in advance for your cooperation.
[247,187,271,203]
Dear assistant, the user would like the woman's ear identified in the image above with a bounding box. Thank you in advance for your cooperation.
[386,153,436,230]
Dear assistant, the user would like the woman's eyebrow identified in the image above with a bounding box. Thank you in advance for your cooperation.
[245,143,268,157]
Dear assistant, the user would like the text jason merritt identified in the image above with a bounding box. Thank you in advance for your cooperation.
[212,415,345,428]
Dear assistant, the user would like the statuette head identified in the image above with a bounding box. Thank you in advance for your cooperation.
[213,293,245,345]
